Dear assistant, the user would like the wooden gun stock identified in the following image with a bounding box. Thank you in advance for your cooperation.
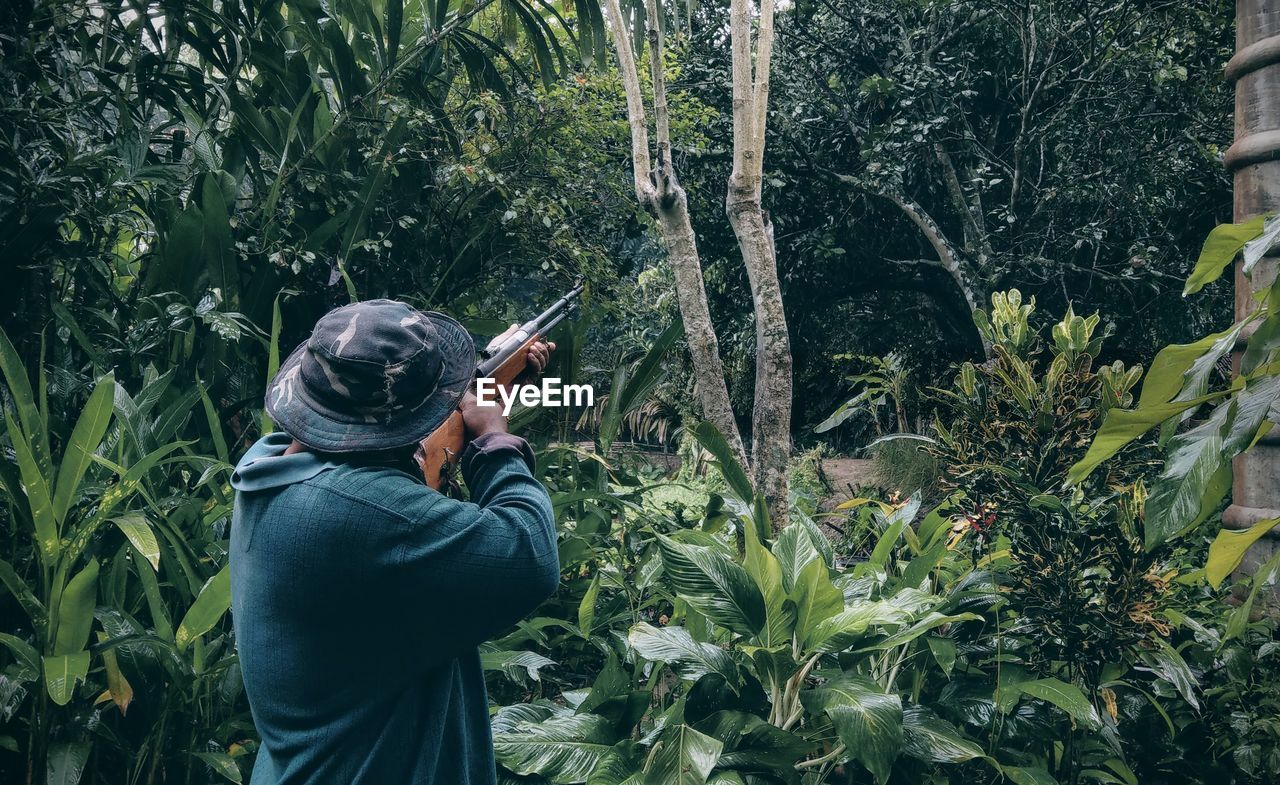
[418,332,544,491]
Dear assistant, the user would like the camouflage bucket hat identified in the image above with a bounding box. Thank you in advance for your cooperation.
[265,299,475,453]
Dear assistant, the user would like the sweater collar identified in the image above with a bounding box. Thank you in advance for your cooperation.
[231,433,340,492]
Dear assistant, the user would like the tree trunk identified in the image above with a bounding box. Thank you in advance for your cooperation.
[726,185,793,525]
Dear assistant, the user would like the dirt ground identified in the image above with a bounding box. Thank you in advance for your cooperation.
[817,457,877,512]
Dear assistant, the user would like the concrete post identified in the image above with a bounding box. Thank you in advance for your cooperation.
[1224,0,1280,580]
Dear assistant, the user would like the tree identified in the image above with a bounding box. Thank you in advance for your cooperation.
[602,0,794,525]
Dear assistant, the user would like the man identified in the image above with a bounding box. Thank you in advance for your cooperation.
[229,298,559,784]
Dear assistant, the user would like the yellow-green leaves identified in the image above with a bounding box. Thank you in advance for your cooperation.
[1183,215,1266,295]
[1207,518,1279,589]
[176,564,232,652]
[111,513,161,572]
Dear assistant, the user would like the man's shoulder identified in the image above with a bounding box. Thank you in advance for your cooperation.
[300,463,441,521]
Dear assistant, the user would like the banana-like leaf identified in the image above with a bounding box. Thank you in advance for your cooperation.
[1018,678,1101,730]
[1183,216,1266,295]
[800,673,902,784]
[493,712,615,784]
[0,632,39,681]
[855,612,981,653]
[52,372,115,524]
[655,535,765,637]
[192,751,243,783]
[901,706,984,763]
[805,600,913,655]
[690,421,753,504]
[0,557,47,627]
[480,649,557,682]
[1005,766,1059,785]
[791,558,844,650]
[0,326,51,480]
[641,724,721,785]
[1225,548,1280,641]
[627,623,739,686]
[693,710,809,772]
[111,513,161,572]
[176,565,231,652]
[1066,393,1223,487]
[1207,518,1279,589]
[53,560,99,656]
[578,574,601,637]
[742,517,793,647]
[1144,402,1231,549]
[43,652,90,706]
[47,740,90,785]
[1143,639,1199,710]
[7,410,58,562]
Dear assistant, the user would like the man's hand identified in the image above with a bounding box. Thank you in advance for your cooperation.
[489,323,557,384]
[459,390,507,439]
[462,326,557,440]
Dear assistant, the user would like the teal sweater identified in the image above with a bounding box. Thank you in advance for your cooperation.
[229,432,558,785]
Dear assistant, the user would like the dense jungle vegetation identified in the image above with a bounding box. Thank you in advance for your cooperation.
[3,1,1280,784]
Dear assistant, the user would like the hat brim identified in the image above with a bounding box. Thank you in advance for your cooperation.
[265,311,476,453]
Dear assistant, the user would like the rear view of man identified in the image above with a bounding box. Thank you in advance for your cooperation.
[229,299,559,784]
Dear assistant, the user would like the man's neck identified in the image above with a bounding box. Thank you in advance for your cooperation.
[283,440,308,455]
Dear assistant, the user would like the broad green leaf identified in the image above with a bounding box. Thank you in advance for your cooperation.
[806,600,912,655]
[493,712,615,783]
[1226,548,1280,641]
[693,710,808,772]
[0,557,47,626]
[1144,402,1231,549]
[43,652,90,705]
[0,326,51,480]
[578,574,600,637]
[1241,212,1280,276]
[111,513,161,572]
[690,421,753,503]
[0,632,39,680]
[53,560,99,656]
[1138,326,1240,408]
[791,558,844,649]
[1066,394,1222,486]
[655,535,765,637]
[7,410,59,562]
[176,565,231,652]
[1144,639,1199,709]
[47,740,90,785]
[52,373,115,524]
[927,636,957,676]
[1005,766,1059,785]
[642,724,721,785]
[800,673,902,784]
[773,521,823,593]
[1183,216,1265,295]
[901,706,984,763]
[856,612,981,653]
[193,751,243,784]
[1019,678,1101,730]
[480,649,556,682]
[742,516,793,647]
[199,173,239,305]
[1207,518,1278,589]
[627,623,739,686]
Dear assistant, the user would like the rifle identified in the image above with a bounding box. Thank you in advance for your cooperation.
[419,277,585,491]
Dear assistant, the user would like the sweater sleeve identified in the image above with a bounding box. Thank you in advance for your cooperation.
[394,433,559,656]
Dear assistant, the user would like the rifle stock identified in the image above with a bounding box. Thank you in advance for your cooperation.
[418,332,543,491]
